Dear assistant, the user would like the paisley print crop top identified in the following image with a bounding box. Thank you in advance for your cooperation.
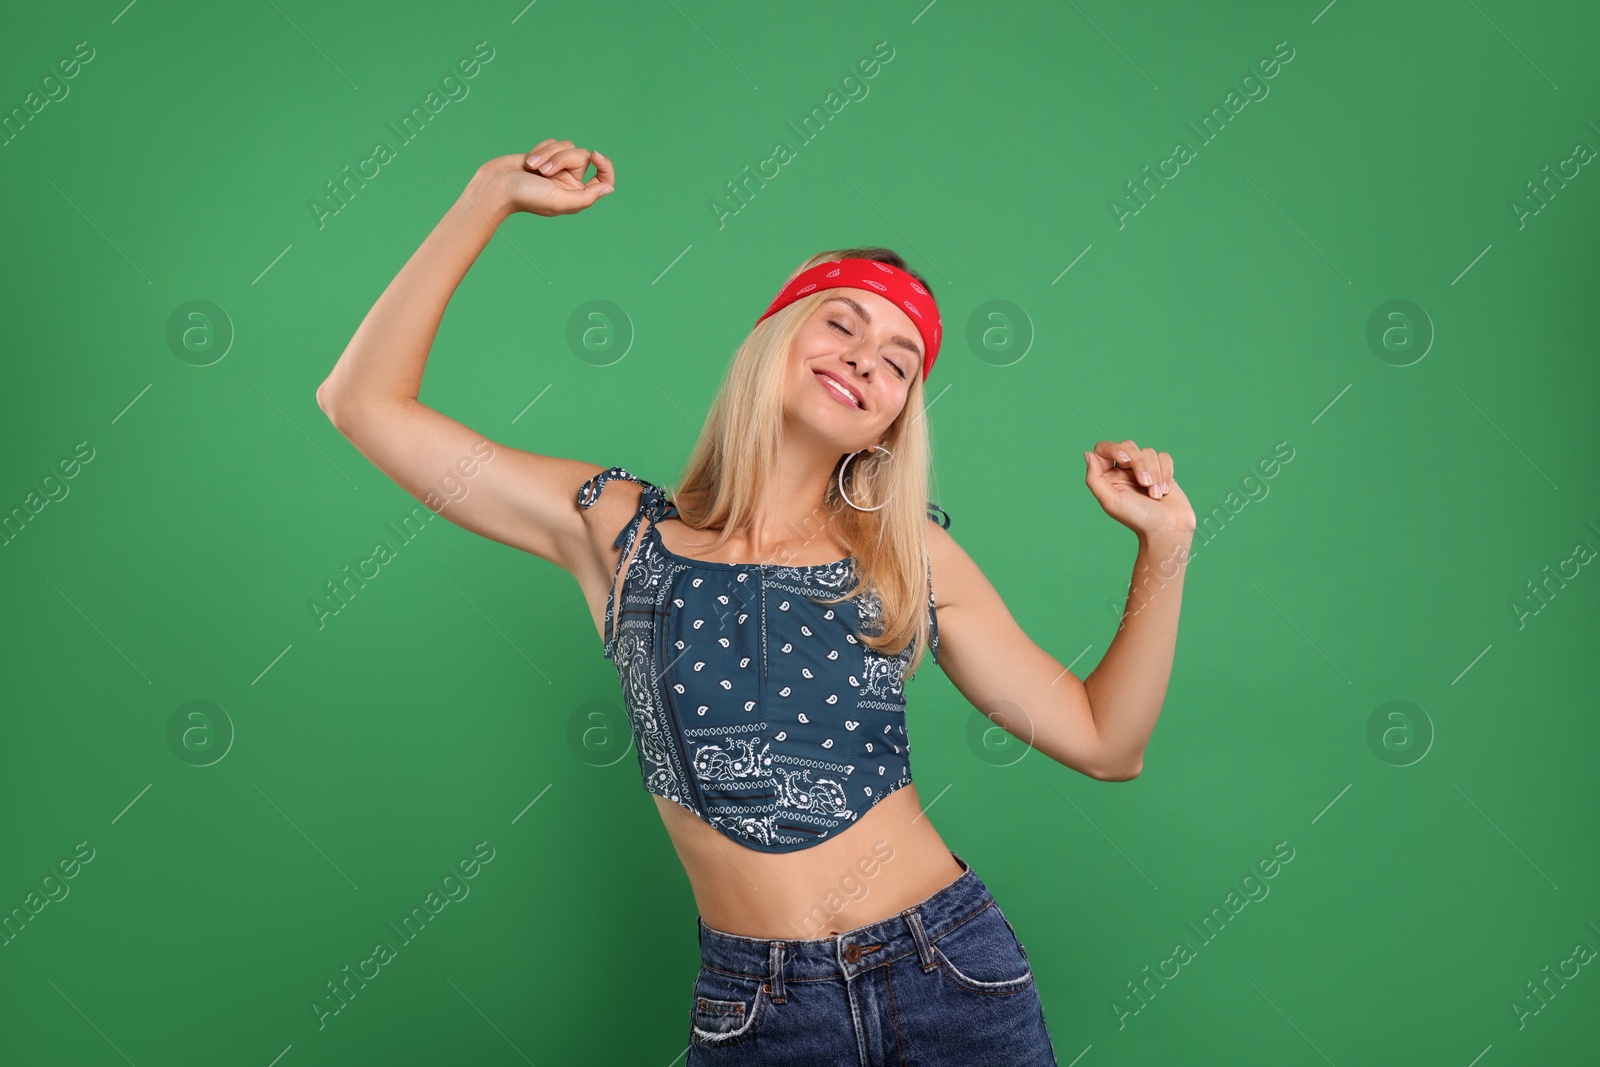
[577,466,949,853]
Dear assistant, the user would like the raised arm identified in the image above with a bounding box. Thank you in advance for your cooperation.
[314,140,617,575]
[929,441,1196,781]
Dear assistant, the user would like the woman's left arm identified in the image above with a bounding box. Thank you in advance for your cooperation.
[928,439,1194,781]
[1078,440,1196,776]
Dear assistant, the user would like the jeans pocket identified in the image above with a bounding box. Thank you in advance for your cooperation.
[689,965,770,1048]
[931,900,1036,995]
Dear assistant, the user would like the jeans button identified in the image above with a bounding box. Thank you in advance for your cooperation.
[844,943,862,963]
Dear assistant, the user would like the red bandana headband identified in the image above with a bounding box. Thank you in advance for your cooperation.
[755,258,942,380]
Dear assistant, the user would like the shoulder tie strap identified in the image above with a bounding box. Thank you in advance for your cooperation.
[923,502,947,666]
[576,466,681,659]
[616,482,680,550]
[577,466,681,548]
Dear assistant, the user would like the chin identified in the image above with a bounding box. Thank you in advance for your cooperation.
[784,408,854,448]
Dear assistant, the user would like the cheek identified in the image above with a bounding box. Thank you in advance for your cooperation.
[790,329,828,365]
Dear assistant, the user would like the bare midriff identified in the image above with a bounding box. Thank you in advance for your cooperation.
[651,786,965,939]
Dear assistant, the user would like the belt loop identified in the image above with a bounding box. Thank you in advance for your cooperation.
[903,908,937,972]
[767,941,787,1003]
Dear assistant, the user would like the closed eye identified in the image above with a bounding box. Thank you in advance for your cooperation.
[829,320,906,379]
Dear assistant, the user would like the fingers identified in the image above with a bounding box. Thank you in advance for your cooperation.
[590,149,616,191]
[1092,440,1131,481]
[526,139,574,174]
[1127,445,1153,485]
[524,138,563,169]
[1112,440,1148,486]
[535,146,615,202]
[538,144,586,178]
[1098,439,1170,498]
[1139,446,1160,496]
[572,149,615,203]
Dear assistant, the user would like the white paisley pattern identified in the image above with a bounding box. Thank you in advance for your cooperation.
[692,734,774,781]
[577,465,947,853]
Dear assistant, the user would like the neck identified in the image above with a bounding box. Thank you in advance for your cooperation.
[747,445,845,558]
[688,443,855,565]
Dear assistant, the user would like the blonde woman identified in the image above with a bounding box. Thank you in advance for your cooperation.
[317,138,1194,1065]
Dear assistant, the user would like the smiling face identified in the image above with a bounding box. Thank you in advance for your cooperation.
[782,288,922,451]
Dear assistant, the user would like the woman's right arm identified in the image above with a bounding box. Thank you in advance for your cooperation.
[315,141,617,576]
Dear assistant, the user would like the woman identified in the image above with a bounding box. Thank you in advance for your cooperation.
[317,138,1196,1065]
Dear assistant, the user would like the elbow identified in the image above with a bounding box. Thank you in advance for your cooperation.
[1093,753,1144,782]
[315,381,341,426]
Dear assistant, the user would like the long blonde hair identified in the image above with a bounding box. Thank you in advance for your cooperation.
[665,247,941,680]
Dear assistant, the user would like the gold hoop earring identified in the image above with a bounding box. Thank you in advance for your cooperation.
[838,446,893,512]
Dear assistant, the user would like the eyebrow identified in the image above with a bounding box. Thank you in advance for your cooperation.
[822,295,924,363]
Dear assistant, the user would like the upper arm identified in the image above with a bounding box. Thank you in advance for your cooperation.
[927,520,1130,781]
[315,388,608,575]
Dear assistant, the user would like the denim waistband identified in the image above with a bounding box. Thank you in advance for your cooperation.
[695,850,992,990]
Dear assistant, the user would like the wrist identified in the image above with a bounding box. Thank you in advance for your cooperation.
[1138,525,1194,554]
[463,163,514,226]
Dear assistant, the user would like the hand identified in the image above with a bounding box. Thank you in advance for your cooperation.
[479,138,615,218]
[1083,439,1196,541]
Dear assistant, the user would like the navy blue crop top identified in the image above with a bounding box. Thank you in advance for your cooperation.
[577,466,948,853]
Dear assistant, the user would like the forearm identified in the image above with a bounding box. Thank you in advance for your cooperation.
[317,165,511,407]
[1084,530,1192,776]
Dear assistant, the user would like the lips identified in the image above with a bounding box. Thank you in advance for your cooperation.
[814,369,863,410]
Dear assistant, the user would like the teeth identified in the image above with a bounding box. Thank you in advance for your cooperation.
[818,373,860,408]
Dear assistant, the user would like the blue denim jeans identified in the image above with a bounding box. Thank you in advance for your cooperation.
[687,850,1059,1065]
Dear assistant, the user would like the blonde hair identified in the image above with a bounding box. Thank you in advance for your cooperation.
[665,248,941,680]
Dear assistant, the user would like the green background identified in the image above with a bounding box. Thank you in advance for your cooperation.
[3,0,1598,1063]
